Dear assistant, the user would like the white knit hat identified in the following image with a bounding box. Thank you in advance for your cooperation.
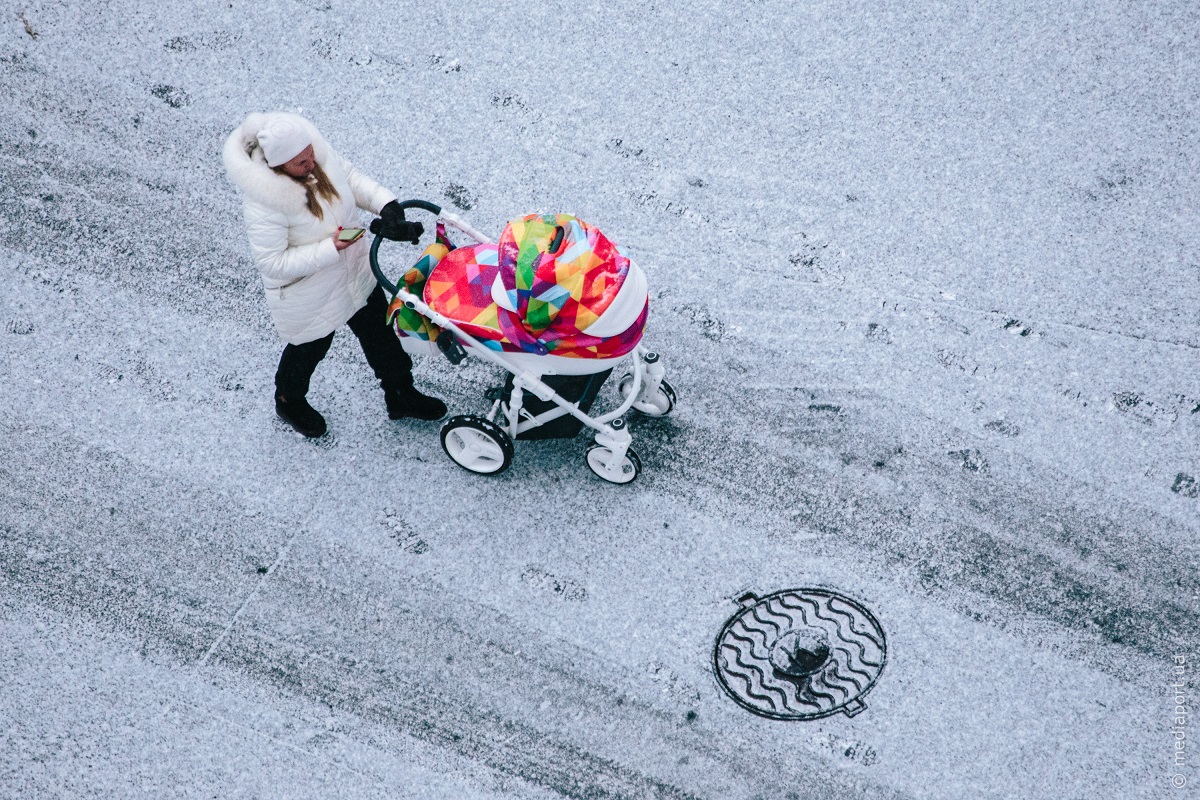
[256,120,312,167]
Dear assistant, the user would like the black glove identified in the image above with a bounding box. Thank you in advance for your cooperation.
[376,218,424,243]
[373,201,424,243]
[379,200,405,223]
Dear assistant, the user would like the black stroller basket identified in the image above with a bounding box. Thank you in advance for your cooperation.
[502,370,613,440]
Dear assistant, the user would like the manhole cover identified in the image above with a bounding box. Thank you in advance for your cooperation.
[714,588,887,720]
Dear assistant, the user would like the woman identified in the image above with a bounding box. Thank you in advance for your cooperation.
[223,112,445,437]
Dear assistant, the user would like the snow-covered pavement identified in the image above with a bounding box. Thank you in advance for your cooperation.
[2,1,1198,797]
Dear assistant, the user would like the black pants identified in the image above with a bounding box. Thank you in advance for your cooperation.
[274,285,414,399]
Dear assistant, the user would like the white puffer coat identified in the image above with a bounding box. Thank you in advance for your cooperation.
[223,112,397,344]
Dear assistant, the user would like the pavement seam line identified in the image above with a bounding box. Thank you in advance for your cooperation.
[198,530,299,667]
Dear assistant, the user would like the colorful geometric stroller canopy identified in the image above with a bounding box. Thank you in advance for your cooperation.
[390,214,647,359]
[495,213,631,350]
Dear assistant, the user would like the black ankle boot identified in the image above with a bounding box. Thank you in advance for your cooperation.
[385,386,447,421]
[275,394,327,437]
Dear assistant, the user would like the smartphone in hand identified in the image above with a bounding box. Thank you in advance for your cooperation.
[337,227,365,243]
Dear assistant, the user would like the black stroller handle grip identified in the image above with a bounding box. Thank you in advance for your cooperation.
[369,199,444,296]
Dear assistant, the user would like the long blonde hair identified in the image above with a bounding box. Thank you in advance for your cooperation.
[272,161,341,221]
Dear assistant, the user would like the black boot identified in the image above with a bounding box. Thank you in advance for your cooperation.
[275,394,327,437]
[385,386,447,421]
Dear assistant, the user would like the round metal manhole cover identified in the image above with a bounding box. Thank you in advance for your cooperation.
[714,588,887,720]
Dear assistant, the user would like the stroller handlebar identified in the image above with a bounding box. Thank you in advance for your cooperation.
[368,233,397,295]
[369,199,493,295]
[391,199,443,216]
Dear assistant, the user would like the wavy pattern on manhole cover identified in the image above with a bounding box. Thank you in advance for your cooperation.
[714,588,887,720]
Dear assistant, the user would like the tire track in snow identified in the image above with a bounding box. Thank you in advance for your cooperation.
[628,348,1200,684]
[0,420,907,800]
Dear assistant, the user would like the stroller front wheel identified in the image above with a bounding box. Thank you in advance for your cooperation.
[586,444,642,485]
[441,415,514,475]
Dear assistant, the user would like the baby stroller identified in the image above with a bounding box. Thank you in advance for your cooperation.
[369,200,675,484]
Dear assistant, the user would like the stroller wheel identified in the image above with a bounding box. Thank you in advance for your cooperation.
[617,374,677,417]
[441,415,514,475]
[585,444,642,485]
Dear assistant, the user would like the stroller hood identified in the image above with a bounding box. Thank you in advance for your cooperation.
[495,214,634,346]
[395,213,648,360]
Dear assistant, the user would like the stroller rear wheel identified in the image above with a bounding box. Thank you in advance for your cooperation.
[585,444,642,485]
[441,415,514,475]
[617,374,676,417]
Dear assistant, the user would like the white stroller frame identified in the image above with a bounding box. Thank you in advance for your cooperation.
[369,201,676,484]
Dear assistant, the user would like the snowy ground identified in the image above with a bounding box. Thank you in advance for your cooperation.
[2,1,1198,797]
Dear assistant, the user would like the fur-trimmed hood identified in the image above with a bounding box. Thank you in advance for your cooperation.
[223,111,397,345]
[223,112,334,215]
